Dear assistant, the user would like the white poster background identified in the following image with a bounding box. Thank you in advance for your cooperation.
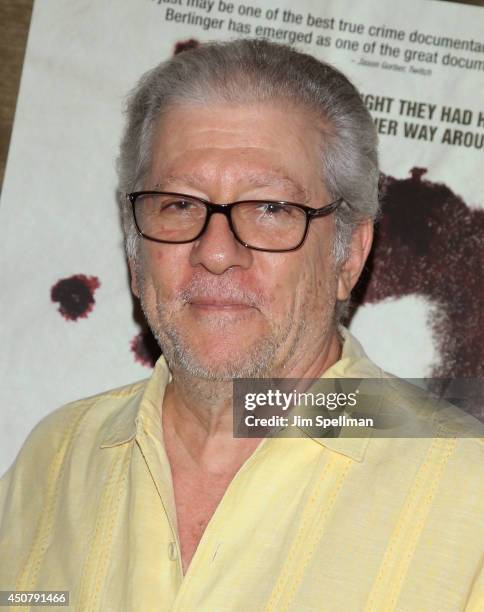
[1,0,483,474]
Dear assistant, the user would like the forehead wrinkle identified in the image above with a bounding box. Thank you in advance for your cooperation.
[155,169,311,203]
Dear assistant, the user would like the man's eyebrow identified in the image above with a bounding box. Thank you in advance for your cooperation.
[155,174,208,191]
[242,171,310,202]
[155,171,310,203]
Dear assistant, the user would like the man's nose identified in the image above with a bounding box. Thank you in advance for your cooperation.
[189,211,253,274]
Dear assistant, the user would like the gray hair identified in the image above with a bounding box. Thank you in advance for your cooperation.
[117,38,379,268]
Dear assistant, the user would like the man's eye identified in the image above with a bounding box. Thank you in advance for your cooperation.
[259,203,290,215]
[160,199,193,212]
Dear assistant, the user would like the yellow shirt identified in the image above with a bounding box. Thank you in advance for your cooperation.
[1,332,483,611]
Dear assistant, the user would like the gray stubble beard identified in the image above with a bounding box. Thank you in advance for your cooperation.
[140,292,296,382]
[134,252,339,384]
[139,285,336,385]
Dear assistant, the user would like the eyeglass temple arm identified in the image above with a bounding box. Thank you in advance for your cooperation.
[311,198,349,218]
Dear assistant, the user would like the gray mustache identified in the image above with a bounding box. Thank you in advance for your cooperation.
[179,277,265,308]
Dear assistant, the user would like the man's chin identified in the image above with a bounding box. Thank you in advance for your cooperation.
[168,350,272,381]
[148,309,282,380]
[157,333,278,381]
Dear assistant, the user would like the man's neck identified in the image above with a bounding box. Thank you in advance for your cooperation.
[161,328,343,574]
[161,328,343,466]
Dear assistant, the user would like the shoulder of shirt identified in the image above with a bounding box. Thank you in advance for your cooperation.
[339,330,484,456]
[36,377,149,433]
[372,373,484,455]
[1,378,150,482]
[0,378,153,575]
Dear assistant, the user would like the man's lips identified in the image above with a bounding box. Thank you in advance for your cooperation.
[188,298,257,311]
[189,300,253,308]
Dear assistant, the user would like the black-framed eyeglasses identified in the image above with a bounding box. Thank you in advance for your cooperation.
[127,191,346,253]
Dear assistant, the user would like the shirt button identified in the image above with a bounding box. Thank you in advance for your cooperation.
[168,542,178,561]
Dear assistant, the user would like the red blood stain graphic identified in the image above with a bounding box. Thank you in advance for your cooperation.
[131,330,162,368]
[51,274,100,321]
[174,38,200,55]
[352,167,483,379]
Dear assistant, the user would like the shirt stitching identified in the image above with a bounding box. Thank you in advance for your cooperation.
[15,403,93,592]
[77,446,131,610]
[263,452,350,612]
[364,435,457,612]
[282,454,352,611]
[387,435,457,609]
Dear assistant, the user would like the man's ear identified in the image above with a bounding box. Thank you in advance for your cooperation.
[128,258,140,298]
[336,220,374,301]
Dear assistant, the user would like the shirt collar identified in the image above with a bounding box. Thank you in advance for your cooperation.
[287,328,383,462]
[100,328,381,462]
[99,357,171,448]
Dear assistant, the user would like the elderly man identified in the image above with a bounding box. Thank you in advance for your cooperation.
[1,39,483,611]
